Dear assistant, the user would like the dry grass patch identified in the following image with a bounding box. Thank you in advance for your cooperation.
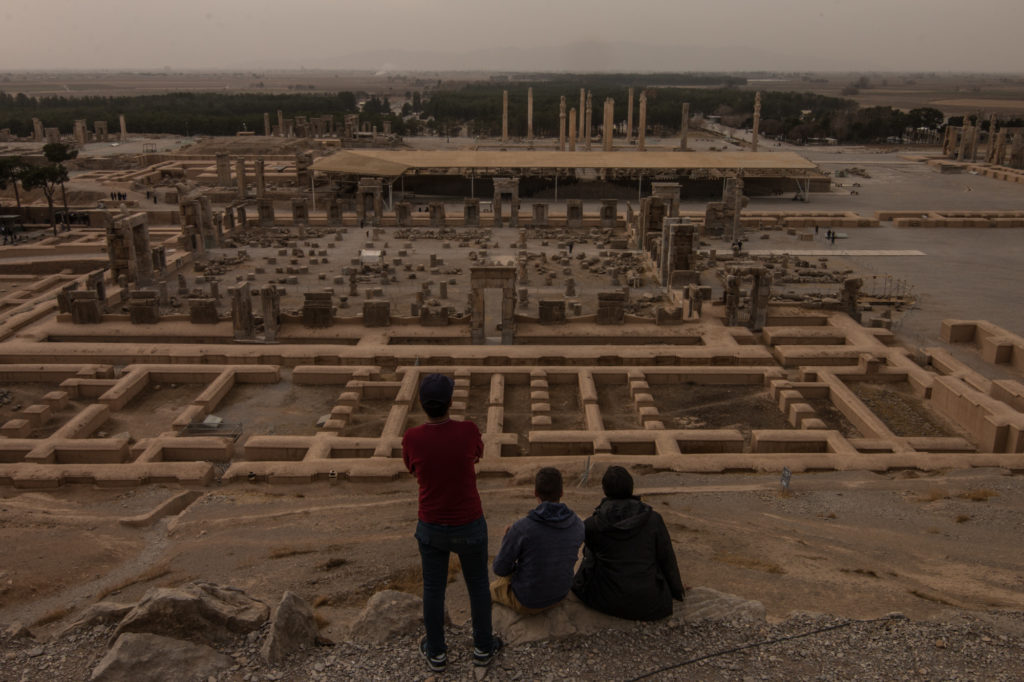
[915,487,949,502]
[714,551,785,574]
[957,489,998,502]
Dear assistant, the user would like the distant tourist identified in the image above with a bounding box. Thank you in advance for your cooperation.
[572,466,684,620]
[491,467,584,614]
[402,373,503,673]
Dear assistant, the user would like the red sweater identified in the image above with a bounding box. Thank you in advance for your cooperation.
[402,418,484,525]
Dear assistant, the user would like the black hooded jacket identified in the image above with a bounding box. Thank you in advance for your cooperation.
[571,496,684,621]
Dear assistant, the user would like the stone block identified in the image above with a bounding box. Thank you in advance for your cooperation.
[41,391,69,410]
[1,419,31,438]
[21,404,52,427]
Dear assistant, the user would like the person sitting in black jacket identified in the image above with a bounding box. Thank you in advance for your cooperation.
[571,465,684,620]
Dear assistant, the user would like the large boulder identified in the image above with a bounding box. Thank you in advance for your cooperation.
[261,591,319,664]
[113,581,269,646]
[349,590,423,643]
[91,632,233,682]
[492,592,622,645]
[493,587,766,645]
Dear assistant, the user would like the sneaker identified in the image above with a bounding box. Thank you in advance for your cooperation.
[420,637,447,673]
[472,635,504,667]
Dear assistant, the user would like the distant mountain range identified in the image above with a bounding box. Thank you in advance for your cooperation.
[294,41,885,74]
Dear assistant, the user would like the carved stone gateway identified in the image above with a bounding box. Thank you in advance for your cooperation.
[492,178,520,228]
[566,200,583,228]
[363,300,391,327]
[463,199,480,227]
[470,266,517,344]
[599,199,618,228]
[596,292,626,325]
[538,300,566,324]
[302,292,333,328]
[357,178,384,226]
[258,199,275,228]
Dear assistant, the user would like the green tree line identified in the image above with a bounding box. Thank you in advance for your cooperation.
[0,91,361,137]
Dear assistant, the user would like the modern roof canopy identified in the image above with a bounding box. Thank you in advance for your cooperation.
[311,149,821,179]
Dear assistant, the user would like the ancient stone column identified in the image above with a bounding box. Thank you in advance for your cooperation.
[568,109,577,152]
[578,89,586,145]
[216,153,232,187]
[752,92,762,152]
[277,110,285,137]
[987,114,998,163]
[994,128,1008,165]
[970,119,981,162]
[236,159,247,198]
[957,118,972,160]
[638,92,647,152]
[32,118,44,142]
[559,96,567,151]
[263,112,271,136]
[585,91,593,151]
[527,87,534,140]
[119,114,127,143]
[626,87,634,144]
[502,90,509,143]
[603,98,614,152]
[255,158,265,198]
[261,286,281,342]
[230,282,255,340]
[680,102,690,151]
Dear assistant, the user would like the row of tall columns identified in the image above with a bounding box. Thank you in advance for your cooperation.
[490,88,705,152]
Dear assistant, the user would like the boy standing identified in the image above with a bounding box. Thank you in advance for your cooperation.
[402,373,502,673]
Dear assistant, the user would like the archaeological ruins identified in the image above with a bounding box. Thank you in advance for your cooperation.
[1,90,1023,496]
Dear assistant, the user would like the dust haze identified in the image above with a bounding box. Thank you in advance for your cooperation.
[2,0,1023,72]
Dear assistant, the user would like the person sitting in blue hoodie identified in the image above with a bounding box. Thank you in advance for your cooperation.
[491,467,585,614]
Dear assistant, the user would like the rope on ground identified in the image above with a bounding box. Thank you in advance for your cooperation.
[627,613,907,681]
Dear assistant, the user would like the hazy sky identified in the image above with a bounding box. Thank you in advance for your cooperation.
[2,0,1023,72]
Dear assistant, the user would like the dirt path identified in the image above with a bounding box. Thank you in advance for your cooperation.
[2,466,1022,642]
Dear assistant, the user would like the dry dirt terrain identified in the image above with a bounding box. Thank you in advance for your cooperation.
[1,463,1023,679]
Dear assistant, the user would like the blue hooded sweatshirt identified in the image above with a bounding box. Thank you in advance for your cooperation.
[492,501,585,609]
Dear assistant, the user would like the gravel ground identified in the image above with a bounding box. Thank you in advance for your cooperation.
[4,610,1024,681]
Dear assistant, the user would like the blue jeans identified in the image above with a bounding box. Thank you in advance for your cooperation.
[416,516,493,657]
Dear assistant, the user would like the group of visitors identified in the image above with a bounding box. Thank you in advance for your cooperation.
[109,191,128,201]
[1,224,19,245]
[403,373,684,673]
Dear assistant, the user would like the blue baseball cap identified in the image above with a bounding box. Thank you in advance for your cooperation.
[419,373,454,407]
